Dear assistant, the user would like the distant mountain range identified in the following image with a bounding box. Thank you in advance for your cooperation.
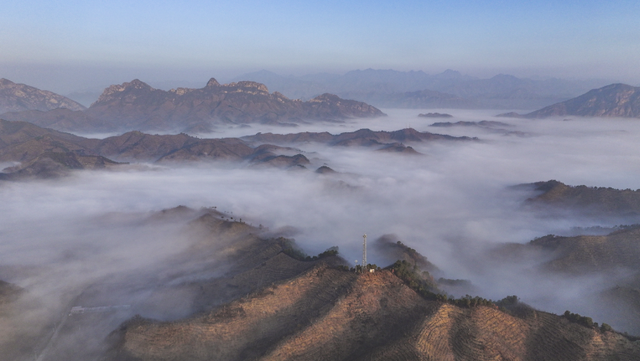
[516,83,640,118]
[1,73,632,134]
[230,69,611,109]
[0,78,384,133]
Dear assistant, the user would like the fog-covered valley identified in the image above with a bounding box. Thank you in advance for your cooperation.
[2,109,640,359]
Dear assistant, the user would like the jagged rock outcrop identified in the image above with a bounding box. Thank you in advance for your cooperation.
[522,83,640,118]
[0,78,85,113]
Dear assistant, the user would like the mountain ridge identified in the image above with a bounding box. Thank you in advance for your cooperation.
[0,119,471,178]
[0,78,86,114]
[1,78,385,134]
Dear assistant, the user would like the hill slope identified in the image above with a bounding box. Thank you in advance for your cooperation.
[523,83,640,118]
[524,180,640,219]
[107,266,640,361]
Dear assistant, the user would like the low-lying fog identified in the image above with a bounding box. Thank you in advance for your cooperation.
[3,108,640,355]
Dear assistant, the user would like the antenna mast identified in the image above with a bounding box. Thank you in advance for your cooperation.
[362,234,367,267]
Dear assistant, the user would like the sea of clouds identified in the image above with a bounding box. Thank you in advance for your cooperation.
[3,108,640,358]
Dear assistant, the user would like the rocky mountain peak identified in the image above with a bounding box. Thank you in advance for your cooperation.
[205,78,220,87]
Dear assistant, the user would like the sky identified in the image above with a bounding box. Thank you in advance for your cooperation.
[1,0,639,93]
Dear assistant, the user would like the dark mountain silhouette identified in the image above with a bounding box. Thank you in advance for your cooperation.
[0,78,86,113]
[0,120,308,177]
[0,120,463,178]
[518,84,640,118]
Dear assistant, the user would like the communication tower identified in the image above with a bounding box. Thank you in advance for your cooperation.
[362,234,367,267]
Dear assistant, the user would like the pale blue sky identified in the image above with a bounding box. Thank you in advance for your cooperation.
[1,0,639,93]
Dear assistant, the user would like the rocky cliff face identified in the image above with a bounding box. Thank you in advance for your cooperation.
[0,78,86,113]
[524,83,640,118]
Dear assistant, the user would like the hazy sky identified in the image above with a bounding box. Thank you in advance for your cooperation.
[1,0,639,92]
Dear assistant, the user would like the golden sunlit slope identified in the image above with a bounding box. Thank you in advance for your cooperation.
[106,266,640,361]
